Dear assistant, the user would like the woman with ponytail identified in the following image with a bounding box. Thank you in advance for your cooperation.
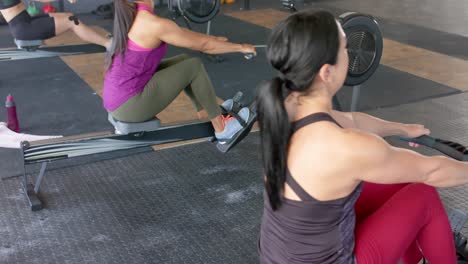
[257,9,464,264]
[103,0,256,144]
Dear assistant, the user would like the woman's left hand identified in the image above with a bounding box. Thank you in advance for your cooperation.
[403,124,430,148]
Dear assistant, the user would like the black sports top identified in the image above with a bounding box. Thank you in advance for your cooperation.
[259,112,363,264]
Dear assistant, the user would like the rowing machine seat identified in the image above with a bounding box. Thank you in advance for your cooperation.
[108,114,161,135]
[14,39,43,51]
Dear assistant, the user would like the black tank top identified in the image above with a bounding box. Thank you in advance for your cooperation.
[259,112,363,264]
[0,0,20,10]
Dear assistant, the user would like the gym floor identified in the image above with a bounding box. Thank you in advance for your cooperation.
[0,0,467,263]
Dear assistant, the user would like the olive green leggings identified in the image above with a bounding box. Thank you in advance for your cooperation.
[111,54,221,122]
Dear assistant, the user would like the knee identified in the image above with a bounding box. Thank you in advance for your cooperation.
[69,15,81,26]
[189,57,202,65]
[188,57,204,70]
[63,13,81,27]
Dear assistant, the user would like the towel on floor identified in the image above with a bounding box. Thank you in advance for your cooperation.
[0,122,62,149]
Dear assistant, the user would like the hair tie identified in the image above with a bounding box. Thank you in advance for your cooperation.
[277,74,295,90]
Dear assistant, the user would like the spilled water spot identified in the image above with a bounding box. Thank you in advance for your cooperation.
[90,234,112,242]
[224,184,262,204]
[225,190,247,204]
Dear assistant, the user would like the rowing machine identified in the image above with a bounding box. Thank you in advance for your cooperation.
[20,92,256,211]
[0,39,106,61]
[400,135,468,161]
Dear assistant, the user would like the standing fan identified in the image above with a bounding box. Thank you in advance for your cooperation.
[335,12,383,111]
[340,12,383,87]
[168,0,223,62]
[175,0,220,24]
[168,0,220,25]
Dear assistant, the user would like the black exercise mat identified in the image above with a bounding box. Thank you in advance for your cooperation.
[0,134,263,264]
[0,57,113,178]
[335,65,459,111]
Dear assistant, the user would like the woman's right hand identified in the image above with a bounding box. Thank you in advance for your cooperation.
[241,44,256,57]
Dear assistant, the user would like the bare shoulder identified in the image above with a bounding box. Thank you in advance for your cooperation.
[287,125,370,200]
[134,13,176,34]
[289,125,389,172]
[339,128,391,162]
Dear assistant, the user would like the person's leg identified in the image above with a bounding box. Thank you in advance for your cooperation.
[355,182,409,223]
[49,12,110,49]
[354,183,456,264]
[355,183,424,263]
[148,56,224,131]
[111,55,249,142]
[156,54,210,118]
[111,56,222,130]
[7,11,54,40]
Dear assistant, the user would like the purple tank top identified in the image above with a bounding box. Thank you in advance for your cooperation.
[103,4,167,111]
[259,112,362,264]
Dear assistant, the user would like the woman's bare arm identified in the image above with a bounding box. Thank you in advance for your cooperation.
[331,110,428,137]
[148,16,255,55]
[348,130,468,187]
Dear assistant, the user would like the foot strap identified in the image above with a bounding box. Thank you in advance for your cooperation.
[220,91,244,115]
[215,103,257,153]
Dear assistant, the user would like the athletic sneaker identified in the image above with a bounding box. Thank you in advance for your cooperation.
[215,107,250,144]
[220,91,244,115]
[220,99,234,113]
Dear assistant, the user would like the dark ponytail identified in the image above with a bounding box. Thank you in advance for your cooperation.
[256,78,291,210]
[256,10,341,210]
[104,0,137,72]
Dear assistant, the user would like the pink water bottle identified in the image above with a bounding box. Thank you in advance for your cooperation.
[6,94,20,132]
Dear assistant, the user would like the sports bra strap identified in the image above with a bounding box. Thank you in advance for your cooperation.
[285,169,314,201]
[137,3,155,14]
[291,112,342,133]
[285,112,342,201]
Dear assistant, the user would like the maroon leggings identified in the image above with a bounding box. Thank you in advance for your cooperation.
[354,182,457,264]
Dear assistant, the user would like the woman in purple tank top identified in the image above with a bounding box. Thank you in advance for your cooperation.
[104,0,256,144]
[256,9,464,264]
